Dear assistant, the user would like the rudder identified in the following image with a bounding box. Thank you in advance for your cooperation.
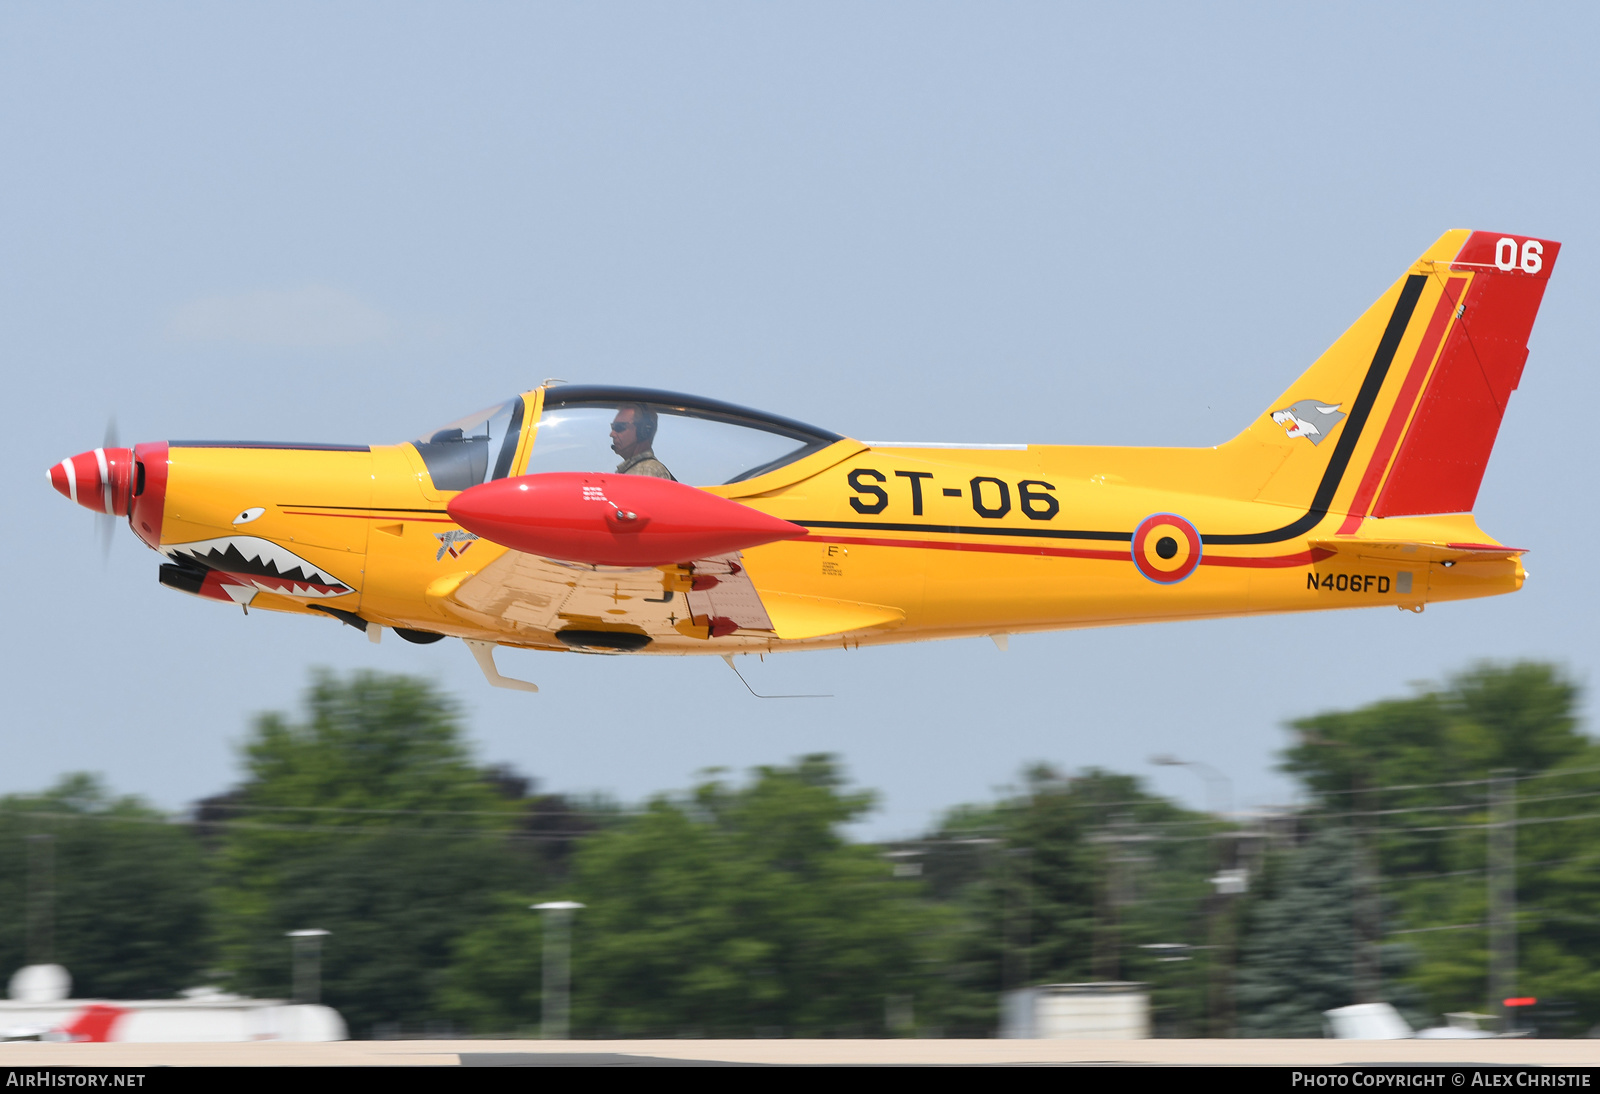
[1370,232,1558,517]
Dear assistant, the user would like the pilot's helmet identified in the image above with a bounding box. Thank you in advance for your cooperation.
[618,403,659,447]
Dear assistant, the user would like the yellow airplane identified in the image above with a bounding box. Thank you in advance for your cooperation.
[50,229,1558,692]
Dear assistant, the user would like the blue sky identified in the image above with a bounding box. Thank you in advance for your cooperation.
[4,3,1596,835]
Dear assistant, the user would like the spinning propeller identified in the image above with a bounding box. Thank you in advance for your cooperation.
[98,418,119,559]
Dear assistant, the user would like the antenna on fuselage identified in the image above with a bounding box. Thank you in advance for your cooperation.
[720,654,830,700]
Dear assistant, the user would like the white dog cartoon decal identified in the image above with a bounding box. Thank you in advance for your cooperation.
[1271,399,1346,445]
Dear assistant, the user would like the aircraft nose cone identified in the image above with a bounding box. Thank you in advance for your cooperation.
[49,448,136,515]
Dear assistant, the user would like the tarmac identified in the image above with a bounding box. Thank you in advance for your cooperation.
[4,1038,1600,1066]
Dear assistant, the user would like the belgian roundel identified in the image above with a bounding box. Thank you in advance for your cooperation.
[1132,513,1202,584]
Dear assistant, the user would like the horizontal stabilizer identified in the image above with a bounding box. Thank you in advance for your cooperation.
[1309,538,1526,564]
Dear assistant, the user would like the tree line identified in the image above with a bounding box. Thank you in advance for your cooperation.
[0,661,1594,1037]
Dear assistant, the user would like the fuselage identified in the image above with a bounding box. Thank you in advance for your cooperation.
[96,384,1519,657]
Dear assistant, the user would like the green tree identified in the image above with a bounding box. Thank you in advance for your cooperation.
[528,755,940,1037]
[1273,662,1599,1031]
[1283,662,1584,798]
[0,774,210,998]
[209,670,535,1034]
[1493,749,1600,1035]
[922,767,1222,1036]
[436,894,546,1035]
[1235,828,1358,1036]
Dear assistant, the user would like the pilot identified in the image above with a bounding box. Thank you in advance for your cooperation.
[610,405,676,480]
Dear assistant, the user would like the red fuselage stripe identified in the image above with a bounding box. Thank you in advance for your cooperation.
[811,534,1329,568]
[281,516,1341,569]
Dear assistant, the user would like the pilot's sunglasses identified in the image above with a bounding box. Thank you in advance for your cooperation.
[610,421,634,432]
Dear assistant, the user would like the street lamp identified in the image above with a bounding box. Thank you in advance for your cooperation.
[1148,754,1239,1036]
[532,902,585,1040]
[1149,754,1233,818]
[286,929,330,1005]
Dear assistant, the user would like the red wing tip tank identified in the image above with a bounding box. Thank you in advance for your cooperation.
[447,471,809,567]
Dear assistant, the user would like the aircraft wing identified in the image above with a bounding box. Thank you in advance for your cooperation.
[437,472,905,649]
[439,548,905,649]
[442,549,775,649]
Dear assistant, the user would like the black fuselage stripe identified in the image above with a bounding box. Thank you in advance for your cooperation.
[795,520,1129,541]
[797,274,1428,548]
[171,441,371,452]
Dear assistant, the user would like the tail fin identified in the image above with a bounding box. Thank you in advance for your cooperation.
[1227,230,1559,532]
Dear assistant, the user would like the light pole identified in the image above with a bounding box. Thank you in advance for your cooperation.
[286,929,330,1005]
[1487,769,1517,1030]
[1149,754,1233,818]
[1149,754,1237,1035]
[532,902,585,1040]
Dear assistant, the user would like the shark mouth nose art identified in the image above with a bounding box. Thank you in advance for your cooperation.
[161,536,354,599]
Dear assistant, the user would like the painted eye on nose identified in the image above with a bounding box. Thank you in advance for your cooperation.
[233,507,266,525]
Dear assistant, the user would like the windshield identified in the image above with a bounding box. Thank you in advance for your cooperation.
[412,398,524,491]
[526,394,837,486]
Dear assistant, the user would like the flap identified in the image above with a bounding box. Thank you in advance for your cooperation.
[759,592,906,640]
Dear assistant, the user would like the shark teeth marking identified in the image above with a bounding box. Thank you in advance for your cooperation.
[162,535,354,599]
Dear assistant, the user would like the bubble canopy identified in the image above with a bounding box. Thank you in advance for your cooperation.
[412,398,525,492]
[527,386,844,487]
[411,386,842,491]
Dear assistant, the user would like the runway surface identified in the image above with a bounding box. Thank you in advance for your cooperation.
[4,1039,1600,1066]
